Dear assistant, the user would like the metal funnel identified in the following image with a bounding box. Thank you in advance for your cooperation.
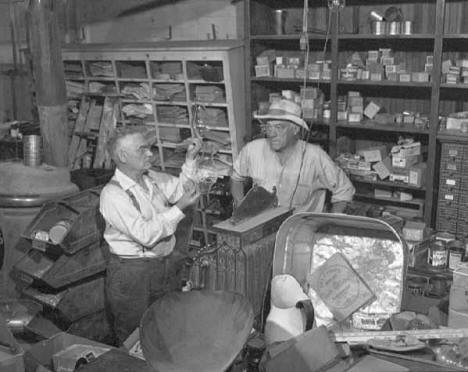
[140,290,254,372]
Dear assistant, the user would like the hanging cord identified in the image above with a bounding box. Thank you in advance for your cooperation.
[287,1,334,210]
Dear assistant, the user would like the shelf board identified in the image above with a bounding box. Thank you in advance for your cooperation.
[437,131,468,143]
[443,34,468,40]
[440,83,468,89]
[338,80,431,88]
[336,120,429,134]
[338,33,435,40]
[65,76,85,80]
[157,123,191,129]
[154,101,188,106]
[188,79,225,84]
[251,77,331,84]
[250,33,328,40]
[191,101,228,107]
[152,79,185,83]
[116,77,150,82]
[354,192,424,207]
[350,176,425,191]
[199,126,230,132]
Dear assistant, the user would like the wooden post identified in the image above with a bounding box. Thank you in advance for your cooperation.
[28,0,69,167]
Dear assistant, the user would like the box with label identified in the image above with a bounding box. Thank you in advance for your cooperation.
[390,172,409,184]
[374,188,392,198]
[399,73,412,82]
[412,72,430,83]
[275,65,295,79]
[348,113,363,122]
[403,221,426,241]
[391,142,422,157]
[392,154,421,168]
[256,56,271,66]
[357,145,388,163]
[364,101,381,119]
[373,157,392,180]
[408,162,427,187]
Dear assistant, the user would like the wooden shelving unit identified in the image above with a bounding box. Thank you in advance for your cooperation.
[246,0,468,227]
[62,40,245,248]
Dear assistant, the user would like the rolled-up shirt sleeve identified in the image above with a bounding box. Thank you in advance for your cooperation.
[316,148,355,204]
[231,144,251,181]
[149,158,198,204]
[100,185,184,249]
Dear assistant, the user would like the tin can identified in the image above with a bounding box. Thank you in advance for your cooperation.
[371,21,386,35]
[388,21,401,35]
[49,220,72,245]
[402,21,413,35]
[448,239,464,270]
[428,240,448,269]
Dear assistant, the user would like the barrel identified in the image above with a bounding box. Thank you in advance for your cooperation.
[0,161,79,297]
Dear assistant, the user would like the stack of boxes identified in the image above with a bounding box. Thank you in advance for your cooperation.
[442,58,468,85]
[337,140,427,190]
[300,87,324,120]
[254,51,331,80]
[340,48,431,83]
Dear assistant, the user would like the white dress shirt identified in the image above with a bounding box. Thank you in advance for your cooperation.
[232,139,355,213]
[100,161,197,258]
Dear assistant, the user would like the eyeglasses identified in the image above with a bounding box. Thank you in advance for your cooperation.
[263,122,291,133]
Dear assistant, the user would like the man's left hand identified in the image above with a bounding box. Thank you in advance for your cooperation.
[186,138,203,161]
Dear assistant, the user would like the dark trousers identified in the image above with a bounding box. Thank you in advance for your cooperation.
[106,252,183,344]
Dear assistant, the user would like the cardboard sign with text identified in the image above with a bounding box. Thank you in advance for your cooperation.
[307,253,376,322]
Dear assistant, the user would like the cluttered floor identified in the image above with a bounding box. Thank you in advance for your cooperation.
[1,178,468,371]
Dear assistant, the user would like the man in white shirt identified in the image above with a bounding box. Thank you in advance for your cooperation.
[100,126,201,344]
[231,99,354,214]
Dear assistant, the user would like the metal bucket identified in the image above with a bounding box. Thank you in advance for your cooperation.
[23,135,42,167]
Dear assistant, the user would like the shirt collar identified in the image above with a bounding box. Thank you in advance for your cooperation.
[114,168,138,191]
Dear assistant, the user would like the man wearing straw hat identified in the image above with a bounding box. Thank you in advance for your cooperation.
[231,99,354,213]
[100,126,201,344]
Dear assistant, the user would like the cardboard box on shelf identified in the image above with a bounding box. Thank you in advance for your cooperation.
[372,157,392,180]
[408,162,427,187]
[364,101,381,119]
[357,145,388,163]
[391,142,422,157]
[392,154,421,169]
[255,64,271,77]
[403,221,426,242]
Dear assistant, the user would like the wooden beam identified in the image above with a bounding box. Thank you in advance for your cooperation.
[28,0,69,167]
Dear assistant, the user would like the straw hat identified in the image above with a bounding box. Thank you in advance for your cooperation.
[254,99,308,130]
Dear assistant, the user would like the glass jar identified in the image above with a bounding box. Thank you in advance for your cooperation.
[428,240,448,270]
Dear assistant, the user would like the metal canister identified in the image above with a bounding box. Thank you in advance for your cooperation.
[371,21,386,35]
[428,239,448,270]
[388,21,401,35]
[448,239,465,270]
[402,21,413,35]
